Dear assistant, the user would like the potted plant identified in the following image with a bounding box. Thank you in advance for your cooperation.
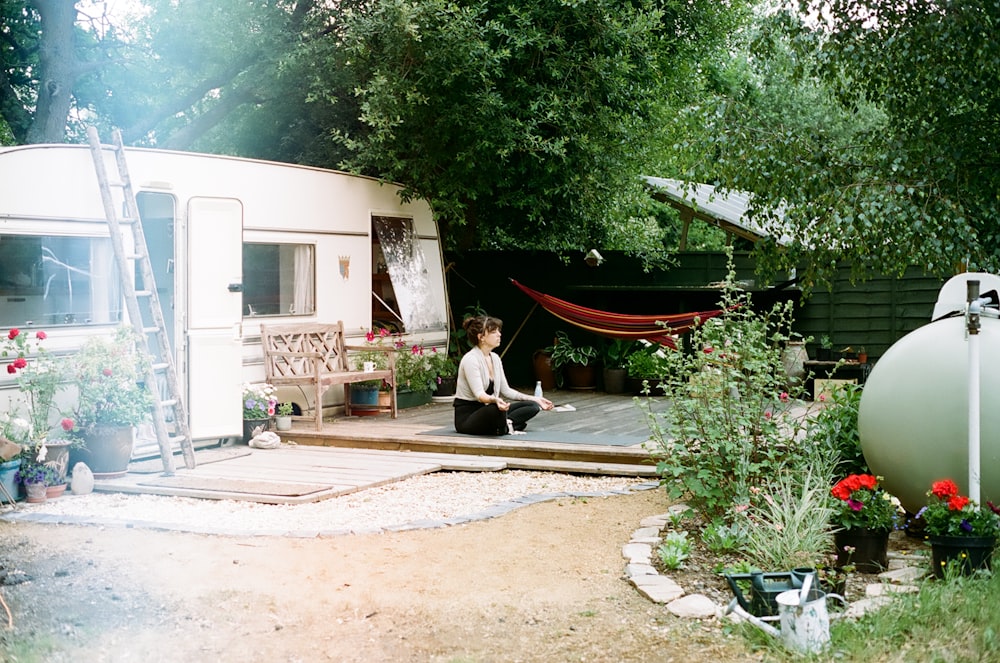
[14,461,50,503]
[625,346,669,395]
[916,479,1000,578]
[394,343,436,408]
[274,401,294,432]
[829,473,904,573]
[1,327,74,484]
[351,328,393,412]
[242,382,277,442]
[548,331,598,390]
[65,327,154,478]
[427,348,458,398]
[600,339,636,394]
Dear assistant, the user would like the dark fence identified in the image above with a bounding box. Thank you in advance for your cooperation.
[444,250,948,387]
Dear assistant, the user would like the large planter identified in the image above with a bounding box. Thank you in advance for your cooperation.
[72,425,135,479]
[603,367,628,394]
[350,384,382,417]
[532,351,557,391]
[0,458,20,503]
[834,527,890,574]
[397,389,432,409]
[433,376,457,397]
[929,535,996,579]
[242,418,270,444]
[41,439,73,485]
[564,363,597,390]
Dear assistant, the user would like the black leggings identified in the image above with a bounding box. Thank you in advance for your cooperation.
[453,399,541,436]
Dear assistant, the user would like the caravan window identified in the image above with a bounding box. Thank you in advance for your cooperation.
[242,243,315,317]
[0,234,122,328]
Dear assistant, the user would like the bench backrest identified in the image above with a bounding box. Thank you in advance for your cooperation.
[260,322,350,381]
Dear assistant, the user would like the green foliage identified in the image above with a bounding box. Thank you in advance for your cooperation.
[68,328,153,429]
[740,469,836,571]
[328,0,740,252]
[657,531,692,570]
[646,252,818,521]
[276,401,294,417]
[918,479,1000,538]
[395,345,436,394]
[702,520,747,555]
[625,346,670,381]
[829,474,904,532]
[806,383,867,477]
[548,331,598,370]
[600,339,638,369]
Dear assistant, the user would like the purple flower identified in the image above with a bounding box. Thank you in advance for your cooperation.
[915,506,927,519]
[245,398,256,410]
[848,499,864,512]
[961,519,973,533]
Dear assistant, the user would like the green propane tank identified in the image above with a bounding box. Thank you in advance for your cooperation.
[859,315,1000,513]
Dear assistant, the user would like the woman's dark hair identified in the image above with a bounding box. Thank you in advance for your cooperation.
[463,315,503,345]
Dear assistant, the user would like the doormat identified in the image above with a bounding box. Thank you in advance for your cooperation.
[128,448,253,474]
[137,475,330,497]
[417,427,646,447]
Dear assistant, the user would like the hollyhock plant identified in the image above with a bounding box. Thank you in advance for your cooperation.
[829,474,904,532]
[916,479,1000,538]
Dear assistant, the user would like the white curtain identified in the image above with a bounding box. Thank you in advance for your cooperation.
[292,244,315,315]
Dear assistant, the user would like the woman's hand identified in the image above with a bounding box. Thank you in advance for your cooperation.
[495,397,510,412]
[535,396,554,411]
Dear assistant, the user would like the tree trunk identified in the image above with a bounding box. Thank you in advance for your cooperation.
[25,0,79,143]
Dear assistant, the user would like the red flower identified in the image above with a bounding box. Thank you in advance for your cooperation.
[366,331,375,343]
[703,346,714,354]
[35,331,47,340]
[857,474,878,490]
[6,364,15,374]
[7,328,19,340]
[102,368,113,377]
[60,418,75,431]
[931,479,959,499]
[779,391,789,402]
[12,357,26,369]
[948,495,970,511]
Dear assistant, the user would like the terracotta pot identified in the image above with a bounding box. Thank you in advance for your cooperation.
[45,483,67,499]
[532,351,557,391]
[25,482,47,503]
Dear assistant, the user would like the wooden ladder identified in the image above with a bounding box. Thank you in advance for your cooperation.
[86,126,195,475]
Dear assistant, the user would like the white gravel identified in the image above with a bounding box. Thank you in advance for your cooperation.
[1,471,656,536]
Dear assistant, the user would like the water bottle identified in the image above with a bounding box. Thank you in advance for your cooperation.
[534,381,543,398]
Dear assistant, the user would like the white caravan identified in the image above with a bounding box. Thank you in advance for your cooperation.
[0,142,448,453]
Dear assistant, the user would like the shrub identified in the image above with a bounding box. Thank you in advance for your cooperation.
[645,252,818,522]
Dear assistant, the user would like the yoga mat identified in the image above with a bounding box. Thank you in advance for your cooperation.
[418,426,646,447]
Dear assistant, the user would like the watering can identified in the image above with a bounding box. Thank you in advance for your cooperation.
[724,566,819,617]
[726,574,846,654]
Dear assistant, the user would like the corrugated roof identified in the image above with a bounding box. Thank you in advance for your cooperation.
[643,176,789,245]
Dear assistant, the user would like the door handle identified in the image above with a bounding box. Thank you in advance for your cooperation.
[227,283,243,292]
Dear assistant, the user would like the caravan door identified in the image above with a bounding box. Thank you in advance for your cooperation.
[186,197,244,439]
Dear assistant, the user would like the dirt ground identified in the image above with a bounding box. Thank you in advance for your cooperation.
[0,489,755,663]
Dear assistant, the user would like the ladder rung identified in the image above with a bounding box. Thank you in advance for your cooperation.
[159,398,179,407]
[141,326,160,335]
[126,253,145,260]
[117,217,138,225]
[151,362,170,372]
[134,290,153,297]
[167,435,188,445]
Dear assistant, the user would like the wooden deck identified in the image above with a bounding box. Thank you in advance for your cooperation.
[94,391,667,504]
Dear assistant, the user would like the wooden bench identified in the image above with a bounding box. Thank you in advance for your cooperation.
[260,322,397,429]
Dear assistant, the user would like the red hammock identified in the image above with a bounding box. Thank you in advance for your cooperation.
[511,279,724,349]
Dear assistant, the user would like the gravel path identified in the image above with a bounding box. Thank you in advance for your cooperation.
[1,470,656,536]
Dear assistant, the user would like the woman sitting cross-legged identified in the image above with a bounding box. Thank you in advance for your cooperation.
[454,314,553,436]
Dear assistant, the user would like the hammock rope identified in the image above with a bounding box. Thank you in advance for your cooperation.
[510,279,725,349]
